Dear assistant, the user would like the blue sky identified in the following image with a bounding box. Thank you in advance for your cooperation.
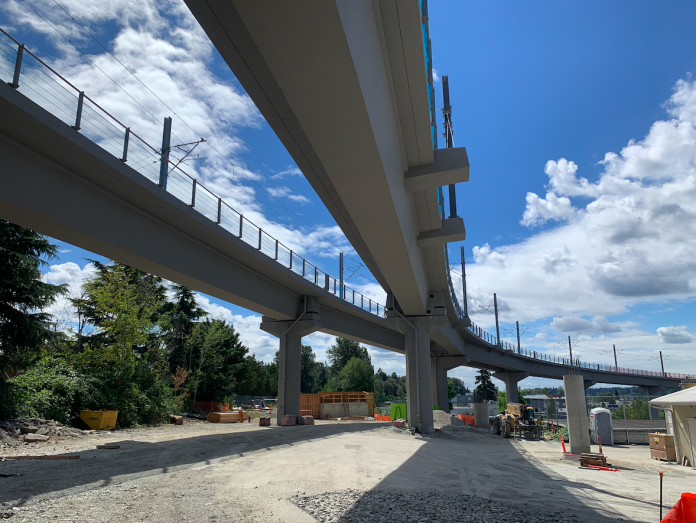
[2,0,696,391]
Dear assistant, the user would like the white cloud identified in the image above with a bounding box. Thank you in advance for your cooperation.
[463,77,696,330]
[549,315,621,334]
[432,68,440,82]
[266,186,311,205]
[42,261,96,325]
[271,166,303,179]
[520,191,575,227]
[657,326,696,344]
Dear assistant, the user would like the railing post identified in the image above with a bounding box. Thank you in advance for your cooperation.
[158,117,172,189]
[258,228,263,250]
[289,250,293,270]
[9,44,24,89]
[339,252,344,299]
[314,266,317,284]
[274,240,279,260]
[352,289,355,305]
[190,179,197,206]
[369,299,372,313]
[302,258,306,276]
[238,215,243,238]
[120,127,130,162]
[361,295,364,309]
[72,91,85,131]
[216,198,222,224]
[325,274,330,291]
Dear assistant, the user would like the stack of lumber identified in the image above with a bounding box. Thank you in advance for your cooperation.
[580,452,607,467]
[207,410,243,423]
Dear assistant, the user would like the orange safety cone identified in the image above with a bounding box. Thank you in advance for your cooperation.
[599,436,603,454]
[561,435,567,453]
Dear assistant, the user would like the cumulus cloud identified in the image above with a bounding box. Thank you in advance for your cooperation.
[463,77,696,328]
[657,326,696,344]
[271,166,303,179]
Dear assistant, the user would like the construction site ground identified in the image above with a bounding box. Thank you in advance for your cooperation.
[1,418,694,522]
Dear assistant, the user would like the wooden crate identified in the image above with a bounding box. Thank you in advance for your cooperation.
[651,447,676,462]
[207,411,243,423]
[649,433,675,451]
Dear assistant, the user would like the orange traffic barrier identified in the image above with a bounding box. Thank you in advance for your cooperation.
[455,414,476,426]
[661,493,696,522]
[374,414,390,421]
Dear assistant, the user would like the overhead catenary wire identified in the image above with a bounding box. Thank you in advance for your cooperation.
[15,0,380,285]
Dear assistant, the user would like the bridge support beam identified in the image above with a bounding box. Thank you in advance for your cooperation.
[494,371,528,404]
[638,386,662,420]
[260,297,322,426]
[431,351,468,413]
[564,374,591,455]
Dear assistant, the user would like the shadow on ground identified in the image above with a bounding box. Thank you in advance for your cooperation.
[332,428,656,522]
[0,422,387,506]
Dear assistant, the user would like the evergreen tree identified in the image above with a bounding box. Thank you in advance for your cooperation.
[325,357,374,392]
[327,338,371,376]
[474,369,497,402]
[186,319,248,402]
[163,285,207,370]
[0,220,66,370]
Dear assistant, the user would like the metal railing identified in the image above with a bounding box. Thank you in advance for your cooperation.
[0,29,385,318]
[462,318,696,380]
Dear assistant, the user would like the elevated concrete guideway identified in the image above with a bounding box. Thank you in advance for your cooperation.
[0,5,690,433]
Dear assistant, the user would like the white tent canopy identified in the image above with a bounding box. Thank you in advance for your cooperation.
[650,387,696,406]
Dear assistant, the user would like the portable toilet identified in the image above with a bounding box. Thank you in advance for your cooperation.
[589,407,613,445]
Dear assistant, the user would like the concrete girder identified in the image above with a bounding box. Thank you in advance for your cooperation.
[404,147,469,192]
[416,218,467,247]
[494,371,529,404]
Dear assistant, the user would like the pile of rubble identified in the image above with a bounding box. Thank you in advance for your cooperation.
[0,418,85,447]
[292,489,582,523]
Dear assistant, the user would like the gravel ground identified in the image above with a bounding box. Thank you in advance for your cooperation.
[292,489,581,523]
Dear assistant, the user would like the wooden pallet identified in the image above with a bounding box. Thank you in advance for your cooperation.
[580,452,607,467]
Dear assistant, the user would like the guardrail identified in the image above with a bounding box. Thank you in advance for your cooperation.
[0,28,386,318]
[463,319,696,380]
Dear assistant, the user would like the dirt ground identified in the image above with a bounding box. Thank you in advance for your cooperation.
[1,418,694,522]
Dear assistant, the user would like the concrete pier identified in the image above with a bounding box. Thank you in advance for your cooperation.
[261,297,322,425]
[473,403,488,426]
[563,375,591,454]
[494,371,528,404]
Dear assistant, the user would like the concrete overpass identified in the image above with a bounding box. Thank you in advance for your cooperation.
[0,5,692,433]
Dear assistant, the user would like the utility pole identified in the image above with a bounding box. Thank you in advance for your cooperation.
[442,75,456,219]
[568,336,573,367]
[516,321,521,354]
[339,252,343,299]
[660,351,665,377]
[613,344,618,369]
[494,293,500,345]
[460,245,468,317]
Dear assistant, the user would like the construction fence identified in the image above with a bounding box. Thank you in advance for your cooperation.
[300,392,374,419]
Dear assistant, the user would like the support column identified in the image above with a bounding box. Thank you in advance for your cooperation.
[494,371,528,404]
[260,297,322,426]
[430,346,451,413]
[386,292,448,434]
[563,375,591,455]
[405,318,435,433]
[639,386,662,420]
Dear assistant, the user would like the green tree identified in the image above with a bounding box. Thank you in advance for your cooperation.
[447,380,457,410]
[474,369,497,402]
[186,319,248,402]
[546,397,557,418]
[375,367,388,381]
[163,285,207,370]
[0,220,66,370]
[300,345,329,393]
[324,357,374,392]
[373,376,386,404]
[327,338,370,376]
[447,377,466,395]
